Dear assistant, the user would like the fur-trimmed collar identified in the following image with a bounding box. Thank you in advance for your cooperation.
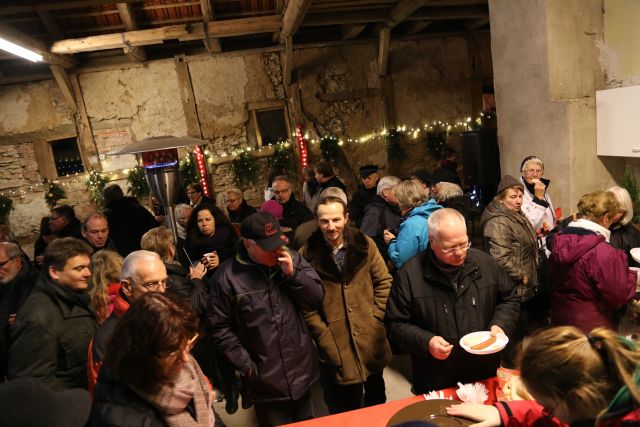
[304,226,370,283]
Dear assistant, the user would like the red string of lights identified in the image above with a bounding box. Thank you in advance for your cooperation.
[193,145,211,196]
[296,124,309,169]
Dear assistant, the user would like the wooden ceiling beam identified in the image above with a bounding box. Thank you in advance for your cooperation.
[465,16,490,30]
[283,35,293,85]
[404,20,431,35]
[37,11,63,40]
[278,0,312,44]
[51,15,281,54]
[200,0,222,53]
[383,0,428,29]
[0,23,76,68]
[116,3,147,62]
[341,25,366,40]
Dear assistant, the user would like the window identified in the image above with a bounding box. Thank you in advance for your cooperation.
[255,108,289,146]
[248,101,291,148]
[51,137,85,177]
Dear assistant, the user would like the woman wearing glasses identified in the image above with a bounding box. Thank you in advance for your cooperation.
[519,156,556,236]
[90,292,216,427]
[447,325,640,426]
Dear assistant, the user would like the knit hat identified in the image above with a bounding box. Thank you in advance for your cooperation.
[496,174,523,195]
[241,212,285,251]
[259,200,283,219]
[359,164,378,178]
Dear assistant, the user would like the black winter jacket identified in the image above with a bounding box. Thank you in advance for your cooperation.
[349,185,377,228]
[207,244,323,402]
[9,276,97,390]
[89,367,166,427]
[227,200,257,224]
[385,247,520,393]
[103,197,158,257]
[279,196,314,232]
[360,195,401,262]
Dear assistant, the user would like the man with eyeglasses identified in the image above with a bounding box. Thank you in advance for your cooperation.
[385,208,520,394]
[87,250,168,394]
[272,175,314,235]
[8,238,97,389]
[0,242,38,380]
[225,187,256,224]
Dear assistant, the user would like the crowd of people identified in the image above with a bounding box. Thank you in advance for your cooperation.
[0,150,639,427]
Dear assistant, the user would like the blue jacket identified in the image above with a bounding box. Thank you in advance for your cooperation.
[388,200,442,267]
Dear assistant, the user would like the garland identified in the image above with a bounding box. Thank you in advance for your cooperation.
[232,151,259,186]
[126,165,150,199]
[621,165,640,224]
[319,136,340,162]
[86,169,110,207]
[44,180,66,208]
[386,128,406,160]
[269,143,293,171]
[0,195,12,224]
[179,153,199,190]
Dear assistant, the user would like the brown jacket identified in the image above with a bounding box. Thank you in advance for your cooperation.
[300,227,392,385]
[481,200,539,302]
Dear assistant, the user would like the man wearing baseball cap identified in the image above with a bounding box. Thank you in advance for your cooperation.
[207,212,324,427]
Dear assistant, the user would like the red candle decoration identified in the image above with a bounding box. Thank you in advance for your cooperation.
[296,124,309,169]
[193,145,211,197]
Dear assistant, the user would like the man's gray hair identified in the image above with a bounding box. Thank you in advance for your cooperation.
[377,176,401,195]
[226,187,244,199]
[82,212,108,232]
[434,182,464,202]
[0,241,21,259]
[120,250,161,282]
[174,203,192,218]
[428,208,466,238]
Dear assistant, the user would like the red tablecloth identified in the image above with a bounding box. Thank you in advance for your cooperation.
[283,377,500,427]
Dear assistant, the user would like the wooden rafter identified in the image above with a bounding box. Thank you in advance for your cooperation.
[341,25,366,40]
[37,11,63,40]
[51,15,282,54]
[116,3,147,62]
[49,64,77,113]
[0,1,141,15]
[0,23,76,68]
[278,0,313,44]
[200,0,222,53]
[283,35,293,85]
[382,0,428,29]
[404,20,431,35]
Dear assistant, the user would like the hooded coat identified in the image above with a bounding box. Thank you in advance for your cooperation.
[300,227,392,385]
[388,200,442,268]
[548,226,636,332]
[481,199,539,302]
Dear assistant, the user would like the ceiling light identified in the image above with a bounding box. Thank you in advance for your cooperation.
[0,37,42,62]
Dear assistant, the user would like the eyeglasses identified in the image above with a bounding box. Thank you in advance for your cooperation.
[140,279,168,291]
[524,168,542,174]
[273,188,290,195]
[0,257,16,268]
[226,198,240,204]
[440,241,472,254]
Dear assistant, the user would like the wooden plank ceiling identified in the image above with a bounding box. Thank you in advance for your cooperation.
[0,0,489,85]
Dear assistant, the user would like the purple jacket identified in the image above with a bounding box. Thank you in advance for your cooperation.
[549,228,636,332]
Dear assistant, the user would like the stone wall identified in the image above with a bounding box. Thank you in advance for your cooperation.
[0,36,493,241]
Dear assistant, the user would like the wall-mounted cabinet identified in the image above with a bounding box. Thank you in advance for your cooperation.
[596,85,640,157]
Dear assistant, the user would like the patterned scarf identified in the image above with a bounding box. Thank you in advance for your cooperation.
[134,356,215,427]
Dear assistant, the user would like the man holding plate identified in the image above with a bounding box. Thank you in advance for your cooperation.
[385,208,520,394]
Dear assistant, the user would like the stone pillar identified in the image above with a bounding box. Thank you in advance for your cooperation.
[489,0,624,215]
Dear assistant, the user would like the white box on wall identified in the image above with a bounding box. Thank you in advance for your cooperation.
[596,85,640,157]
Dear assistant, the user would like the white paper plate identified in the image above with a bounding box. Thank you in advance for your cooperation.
[631,248,640,264]
[459,331,508,355]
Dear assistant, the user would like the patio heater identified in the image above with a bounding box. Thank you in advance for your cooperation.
[114,136,208,243]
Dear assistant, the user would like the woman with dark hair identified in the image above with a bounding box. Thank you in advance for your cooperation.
[90,292,216,426]
[183,203,237,274]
